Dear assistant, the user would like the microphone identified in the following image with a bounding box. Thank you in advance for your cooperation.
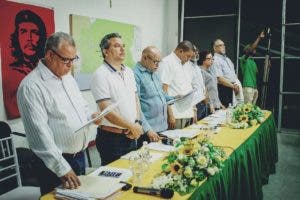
[133,186,174,199]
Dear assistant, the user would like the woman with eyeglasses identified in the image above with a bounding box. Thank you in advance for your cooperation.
[197,50,225,113]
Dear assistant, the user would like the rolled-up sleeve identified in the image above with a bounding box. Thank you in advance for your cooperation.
[17,83,71,177]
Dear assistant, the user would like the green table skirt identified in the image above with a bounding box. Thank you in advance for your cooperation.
[189,114,278,200]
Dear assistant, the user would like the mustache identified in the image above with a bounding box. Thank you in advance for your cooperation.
[24,42,37,49]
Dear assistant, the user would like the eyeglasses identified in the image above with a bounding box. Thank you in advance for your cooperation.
[51,49,79,64]
[205,57,214,60]
[147,55,161,65]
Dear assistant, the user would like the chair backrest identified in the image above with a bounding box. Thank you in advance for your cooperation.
[0,121,22,195]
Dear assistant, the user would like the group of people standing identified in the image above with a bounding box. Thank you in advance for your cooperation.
[16,30,265,195]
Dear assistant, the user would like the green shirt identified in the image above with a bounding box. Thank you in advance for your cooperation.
[240,55,257,88]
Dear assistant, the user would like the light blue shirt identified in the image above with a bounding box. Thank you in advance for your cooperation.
[17,60,92,177]
[133,62,173,133]
[211,53,237,83]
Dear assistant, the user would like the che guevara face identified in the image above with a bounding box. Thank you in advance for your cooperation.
[18,22,40,57]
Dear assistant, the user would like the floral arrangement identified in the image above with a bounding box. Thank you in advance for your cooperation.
[151,137,226,195]
[229,103,265,129]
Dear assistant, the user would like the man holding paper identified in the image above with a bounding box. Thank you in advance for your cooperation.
[133,46,174,143]
[90,33,143,165]
[17,32,100,195]
[158,41,199,129]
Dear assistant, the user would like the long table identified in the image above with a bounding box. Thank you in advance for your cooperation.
[41,111,277,200]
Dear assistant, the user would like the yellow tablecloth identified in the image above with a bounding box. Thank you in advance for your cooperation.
[41,111,277,200]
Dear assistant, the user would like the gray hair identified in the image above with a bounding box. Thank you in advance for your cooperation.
[175,40,194,52]
[44,32,75,54]
[99,32,122,58]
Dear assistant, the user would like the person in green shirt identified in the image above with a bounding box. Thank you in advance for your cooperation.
[240,31,265,104]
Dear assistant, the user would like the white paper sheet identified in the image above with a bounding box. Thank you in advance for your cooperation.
[75,102,119,133]
[160,129,200,139]
[147,142,176,152]
[173,89,196,112]
[55,166,132,200]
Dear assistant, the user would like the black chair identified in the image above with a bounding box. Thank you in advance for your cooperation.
[0,121,40,199]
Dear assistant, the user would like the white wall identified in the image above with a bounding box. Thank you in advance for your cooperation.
[0,0,178,147]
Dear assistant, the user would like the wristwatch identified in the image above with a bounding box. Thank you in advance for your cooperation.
[135,119,142,125]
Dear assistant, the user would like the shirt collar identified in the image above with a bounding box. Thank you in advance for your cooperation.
[136,62,152,73]
[214,52,227,59]
[39,60,61,81]
[171,51,182,65]
[104,60,125,72]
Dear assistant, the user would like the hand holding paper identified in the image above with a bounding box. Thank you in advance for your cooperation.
[75,102,119,133]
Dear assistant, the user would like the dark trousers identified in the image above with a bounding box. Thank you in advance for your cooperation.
[218,84,233,107]
[96,128,137,166]
[196,102,209,120]
[33,151,86,196]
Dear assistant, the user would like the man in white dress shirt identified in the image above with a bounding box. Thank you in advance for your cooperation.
[17,32,99,195]
[90,33,143,165]
[158,40,199,129]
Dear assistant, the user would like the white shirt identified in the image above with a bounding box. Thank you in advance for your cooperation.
[158,52,194,119]
[90,61,137,128]
[191,62,206,103]
[17,61,92,177]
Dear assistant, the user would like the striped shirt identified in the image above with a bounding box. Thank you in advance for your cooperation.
[211,53,237,83]
[17,61,92,177]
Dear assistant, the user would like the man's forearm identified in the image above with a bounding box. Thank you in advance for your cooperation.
[217,77,234,89]
[98,101,133,129]
[251,36,261,50]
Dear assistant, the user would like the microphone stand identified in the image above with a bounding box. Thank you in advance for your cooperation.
[260,28,271,109]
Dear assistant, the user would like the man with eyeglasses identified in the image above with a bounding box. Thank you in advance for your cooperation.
[211,39,244,107]
[90,33,143,165]
[133,46,174,144]
[17,32,100,195]
[158,41,198,129]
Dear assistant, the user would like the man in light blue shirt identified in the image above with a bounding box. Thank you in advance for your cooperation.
[211,39,244,107]
[133,46,173,143]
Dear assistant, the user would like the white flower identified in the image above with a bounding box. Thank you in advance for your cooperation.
[213,166,219,174]
[258,117,264,123]
[152,175,173,189]
[197,155,208,168]
[201,146,209,152]
[207,167,216,176]
[177,154,186,161]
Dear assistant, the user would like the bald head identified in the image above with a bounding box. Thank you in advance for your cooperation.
[140,46,161,72]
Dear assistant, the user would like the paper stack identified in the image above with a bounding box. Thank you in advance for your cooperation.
[55,166,132,199]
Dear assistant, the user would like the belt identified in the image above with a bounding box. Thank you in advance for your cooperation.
[62,151,83,158]
[100,125,129,134]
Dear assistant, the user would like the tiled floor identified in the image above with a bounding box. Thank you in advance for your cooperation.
[87,132,300,199]
[263,132,300,200]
